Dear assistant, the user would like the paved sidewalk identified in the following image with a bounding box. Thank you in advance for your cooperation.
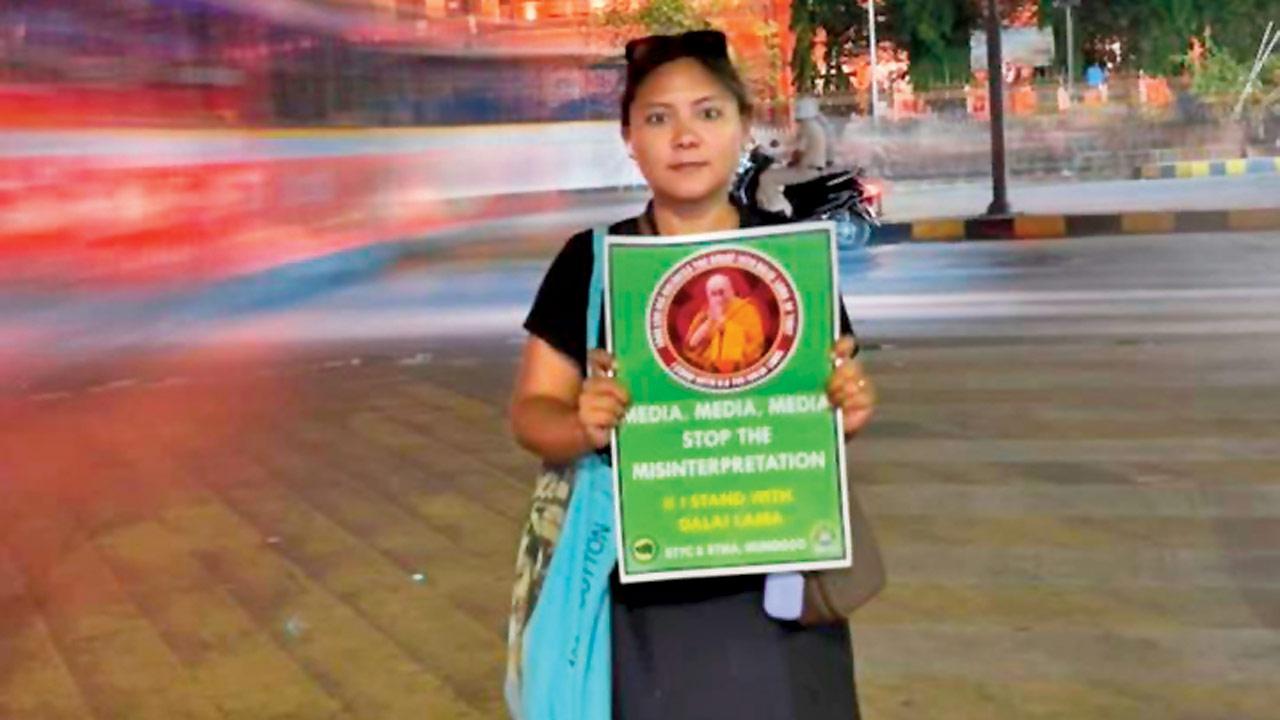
[3,322,1278,718]
[1,355,531,719]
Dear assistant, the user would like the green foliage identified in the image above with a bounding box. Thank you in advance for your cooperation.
[635,0,712,34]
[599,0,711,36]
[1133,0,1201,75]
[790,10,819,93]
[790,0,867,93]
[1037,0,1055,27]
[1261,56,1280,110]
[1069,0,1278,76]
[598,0,785,106]
[1186,40,1249,100]
[783,0,1280,93]
[883,0,977,89]
[1165,31,1280,114]
[907,44,972,89]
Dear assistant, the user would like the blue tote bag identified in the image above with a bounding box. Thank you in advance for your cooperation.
[507,227,617,719]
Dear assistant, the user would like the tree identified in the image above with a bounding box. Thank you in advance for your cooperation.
[1065,1,1278,76]
[1179,35,1278,113]
[791,0,1037,94]
[597,0,785,110]
[1187,39,1248,101]
[790,0,866,94]
[598,0,712,40]
[883,0,978,89]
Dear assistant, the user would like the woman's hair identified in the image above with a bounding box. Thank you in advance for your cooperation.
[620,30,753,129]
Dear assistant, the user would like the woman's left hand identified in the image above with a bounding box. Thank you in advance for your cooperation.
[827,335,876,438]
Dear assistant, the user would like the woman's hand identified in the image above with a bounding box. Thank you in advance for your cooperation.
[827,336,876,438]
[580,349,631,449]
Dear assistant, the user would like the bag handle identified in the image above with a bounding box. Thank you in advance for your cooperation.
[586,226,607,352]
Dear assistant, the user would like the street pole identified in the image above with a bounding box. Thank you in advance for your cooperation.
[1066,3,1074,94]
[868,0,878,122]
[984,0,1010,216]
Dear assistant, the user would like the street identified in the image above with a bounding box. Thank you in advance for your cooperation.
[403,173,1280,261]
[3,227,1278,718]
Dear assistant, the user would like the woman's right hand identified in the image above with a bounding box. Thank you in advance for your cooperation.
[579,349,631,449]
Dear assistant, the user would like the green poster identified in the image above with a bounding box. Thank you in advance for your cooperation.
[604,221,852,584]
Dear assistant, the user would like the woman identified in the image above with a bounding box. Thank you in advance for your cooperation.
[510,30,876,719]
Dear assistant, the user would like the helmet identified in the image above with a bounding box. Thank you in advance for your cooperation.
[794,96,820,121]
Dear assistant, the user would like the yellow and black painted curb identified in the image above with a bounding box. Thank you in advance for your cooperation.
[1137,157,1280,180]
[870,208,1280,245]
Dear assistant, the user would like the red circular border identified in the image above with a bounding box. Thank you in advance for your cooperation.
[647,247,801,392]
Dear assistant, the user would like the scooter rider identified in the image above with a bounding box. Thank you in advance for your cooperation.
[757,95,835,216]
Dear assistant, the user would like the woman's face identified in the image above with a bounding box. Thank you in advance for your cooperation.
[625,57,749,206]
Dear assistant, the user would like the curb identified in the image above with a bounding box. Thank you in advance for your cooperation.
[1137,157,1280,180]
[869,208,1280,245]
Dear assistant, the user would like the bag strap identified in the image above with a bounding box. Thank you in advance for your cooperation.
[586,226,607,351]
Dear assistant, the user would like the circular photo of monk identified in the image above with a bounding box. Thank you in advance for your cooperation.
[648,247,801,392]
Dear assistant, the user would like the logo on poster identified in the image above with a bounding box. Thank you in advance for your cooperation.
[648,247,801,392]
[631,538,658,563]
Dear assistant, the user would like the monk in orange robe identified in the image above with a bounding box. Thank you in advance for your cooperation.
[683,273,765,373]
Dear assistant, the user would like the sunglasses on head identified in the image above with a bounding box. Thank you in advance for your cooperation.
[624,30,729,68]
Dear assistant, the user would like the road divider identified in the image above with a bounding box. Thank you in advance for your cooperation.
[1138,157,1280,180]
[869,207,1280,245]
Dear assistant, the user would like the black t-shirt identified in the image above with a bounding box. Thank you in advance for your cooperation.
[524,205,856,374]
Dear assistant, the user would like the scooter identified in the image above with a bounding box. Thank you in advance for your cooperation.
[732,147,882,248]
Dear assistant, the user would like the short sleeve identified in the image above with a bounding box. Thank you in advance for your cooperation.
[523,230,593,374]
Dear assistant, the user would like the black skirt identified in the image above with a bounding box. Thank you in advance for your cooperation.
[610,573,860,720]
